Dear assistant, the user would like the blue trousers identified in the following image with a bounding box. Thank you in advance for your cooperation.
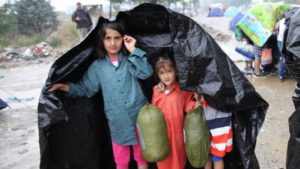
[277,41,286,78]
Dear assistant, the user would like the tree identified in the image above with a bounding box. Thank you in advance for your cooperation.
[15,0,58,35]
[0,3,17,36]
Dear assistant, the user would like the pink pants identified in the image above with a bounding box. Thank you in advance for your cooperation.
[112,141,147,169]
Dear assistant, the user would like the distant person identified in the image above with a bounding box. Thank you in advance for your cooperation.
[72,2,93,40]
[253,44,271,78]
[235,37,255,75]
[275,17,287,81]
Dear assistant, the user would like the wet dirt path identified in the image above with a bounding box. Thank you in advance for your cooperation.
[249,75,296,169]
[0,62,297,169]
[0,64,50,169]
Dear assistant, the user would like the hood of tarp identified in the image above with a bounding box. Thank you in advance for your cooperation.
[38,3,268,169]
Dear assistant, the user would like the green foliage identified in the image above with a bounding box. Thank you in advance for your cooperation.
[0,39,11,47]
[14,34,46,47]
[15,0,58,35]
[0,34,46,50]
[48,37,62,48]
[0,4,17,36]
[70,27,78,37]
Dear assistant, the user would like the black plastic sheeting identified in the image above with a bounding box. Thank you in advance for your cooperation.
[0,98,8,110]
[283,8,300,81]
[282,8,300,169]
[37,3,268,169]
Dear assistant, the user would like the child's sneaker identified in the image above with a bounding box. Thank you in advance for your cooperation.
[263,67,278,75]
[243,68,254,75]
[279,76,284,82]
[253,72,270,78]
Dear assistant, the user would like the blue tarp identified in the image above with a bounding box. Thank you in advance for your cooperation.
[229,12,244,30]
[208,8,224,17]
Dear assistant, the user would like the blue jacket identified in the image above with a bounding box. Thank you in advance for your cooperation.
[68,48,153,145]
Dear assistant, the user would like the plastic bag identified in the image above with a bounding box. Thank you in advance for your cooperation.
[136,104,169,162]
[184,107,210,168]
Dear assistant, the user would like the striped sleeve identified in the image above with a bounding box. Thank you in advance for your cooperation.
[203,105,233,157]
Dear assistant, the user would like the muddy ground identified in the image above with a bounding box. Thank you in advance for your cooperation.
[0,16,297,169]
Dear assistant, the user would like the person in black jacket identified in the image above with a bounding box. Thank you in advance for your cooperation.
[72,2,93,40]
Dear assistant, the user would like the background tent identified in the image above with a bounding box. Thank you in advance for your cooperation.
[38,3,268,169]
[224,6,241,17]
[208,7,224,17]
[282,8,300,169]
[237,2,290,47]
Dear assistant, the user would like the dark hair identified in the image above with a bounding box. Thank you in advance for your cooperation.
[96,21,128,59]
[154,53,175,73]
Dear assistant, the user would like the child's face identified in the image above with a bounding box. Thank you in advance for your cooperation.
[104,28,123,57]
[157,65,176,88]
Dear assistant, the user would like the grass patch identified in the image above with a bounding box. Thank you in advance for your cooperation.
[0,39,11,47]
[0,34,48,51]
[1,19,81,51]
[48,37,62,47]
[47,21,80,49]
[15,34,46,47]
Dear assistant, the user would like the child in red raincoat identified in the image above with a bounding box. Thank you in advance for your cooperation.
[151,54,198,169]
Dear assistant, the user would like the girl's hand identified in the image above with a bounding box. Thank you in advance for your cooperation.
[123,35,136,53]
[48,83,69,92]
[194,93,205,108]
[154,82,165,93]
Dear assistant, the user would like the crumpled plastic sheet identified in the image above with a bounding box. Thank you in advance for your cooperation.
[283,7,300,169]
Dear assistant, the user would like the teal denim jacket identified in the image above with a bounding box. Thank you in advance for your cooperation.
[68,48,153,145]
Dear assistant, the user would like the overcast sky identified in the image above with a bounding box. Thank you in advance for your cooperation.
[0,0,110,13]
[51,0,109,13]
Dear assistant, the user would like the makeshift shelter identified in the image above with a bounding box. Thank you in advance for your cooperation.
[37,3,268,169]
[237,2,290,47]
[208,7,224,17]
[224,6,241,17]
[283,8,300,169]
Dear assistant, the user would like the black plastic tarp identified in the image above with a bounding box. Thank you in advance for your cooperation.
[283,8,300,81]
[282,8,300,169]
[0,98,8,110]
[37,3,268,169]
